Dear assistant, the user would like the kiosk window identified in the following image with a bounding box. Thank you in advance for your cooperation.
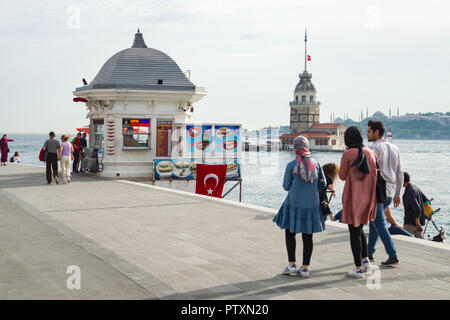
[93,119,104,148]
[122,119,150,148]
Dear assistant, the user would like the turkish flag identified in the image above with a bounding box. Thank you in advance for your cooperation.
[307,55,311,61]
[195,164,227,198]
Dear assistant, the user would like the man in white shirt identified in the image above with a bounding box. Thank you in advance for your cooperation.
[367,120,402,266]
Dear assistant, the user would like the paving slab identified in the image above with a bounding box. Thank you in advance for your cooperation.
[1,163,449,299]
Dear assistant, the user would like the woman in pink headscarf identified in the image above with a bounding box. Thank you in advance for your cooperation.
[0,134,15,166]
[273,135,326,278]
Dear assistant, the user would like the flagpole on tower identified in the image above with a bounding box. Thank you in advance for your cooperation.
[304,29,308,71]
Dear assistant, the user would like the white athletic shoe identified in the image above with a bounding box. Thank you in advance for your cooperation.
[282,264,298,275]
[298,268,309,278]
[362,259,371,272]
[348,269,365,278]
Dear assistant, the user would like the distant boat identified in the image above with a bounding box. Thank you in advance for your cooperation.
[386,125,393,141]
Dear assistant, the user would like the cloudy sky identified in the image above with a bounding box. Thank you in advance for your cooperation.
[1,0,449,133]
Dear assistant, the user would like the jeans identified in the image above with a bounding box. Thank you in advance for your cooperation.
[368,197,398,258]
[333,210,342,222]
[334,210,412,238]
[389,225,412,237]
[72,151,80,172]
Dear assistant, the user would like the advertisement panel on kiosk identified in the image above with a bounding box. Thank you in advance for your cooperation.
[154,123,241,180]
[214,125,240,155]
[185,125,213,157]
[154,158,240,180]
[184,123,241,158]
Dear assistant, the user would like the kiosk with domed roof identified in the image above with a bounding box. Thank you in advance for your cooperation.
[73,30,208,179]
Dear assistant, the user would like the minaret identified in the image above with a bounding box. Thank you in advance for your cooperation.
[289,30,321,134]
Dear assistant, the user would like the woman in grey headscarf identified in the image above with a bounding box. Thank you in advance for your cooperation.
[273,136,326,278]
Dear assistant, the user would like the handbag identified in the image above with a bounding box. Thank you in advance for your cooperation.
[71,154,75,161]
[375,161,387,203]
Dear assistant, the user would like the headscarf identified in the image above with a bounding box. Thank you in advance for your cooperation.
[344,126,370,174]
[293,135,318,183]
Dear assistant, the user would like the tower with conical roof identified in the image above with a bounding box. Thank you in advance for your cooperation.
[289,30,320,134]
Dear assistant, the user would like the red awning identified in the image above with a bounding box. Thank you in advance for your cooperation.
[73,97,88,103]
[76,127,90,134]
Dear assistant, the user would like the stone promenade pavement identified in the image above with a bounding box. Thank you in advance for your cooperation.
[1,164,449,299]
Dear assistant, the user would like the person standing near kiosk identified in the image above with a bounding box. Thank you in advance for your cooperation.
[71,133,82,173]
[79,132,88,172]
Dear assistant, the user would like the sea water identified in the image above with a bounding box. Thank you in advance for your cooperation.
[4,134,450,232]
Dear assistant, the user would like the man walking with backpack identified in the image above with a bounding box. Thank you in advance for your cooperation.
[367,120,402,266]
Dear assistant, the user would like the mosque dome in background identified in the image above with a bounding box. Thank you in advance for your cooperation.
[75,30,195,92]
[372,111,386,117]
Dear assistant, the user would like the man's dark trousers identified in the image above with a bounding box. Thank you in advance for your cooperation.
[46,152,58,183]
[72,151,79,172]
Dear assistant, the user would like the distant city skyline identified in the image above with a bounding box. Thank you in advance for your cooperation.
[1,0,450,134]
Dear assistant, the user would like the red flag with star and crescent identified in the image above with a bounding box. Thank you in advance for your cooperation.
[195,164,227,198]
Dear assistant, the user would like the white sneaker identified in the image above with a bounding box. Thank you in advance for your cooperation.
[362,259,371,272]
[348,269,365,278]
[282,264,298,275]
[298,268,309,278]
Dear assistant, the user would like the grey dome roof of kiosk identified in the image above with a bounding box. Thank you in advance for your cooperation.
[76,30,196,92]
